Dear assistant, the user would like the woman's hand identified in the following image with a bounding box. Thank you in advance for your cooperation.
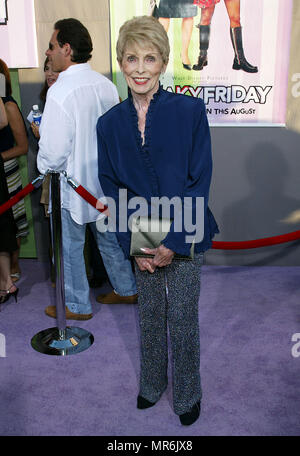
[135,256,156,273]
[31,122,40,139]
[141,245,174,268]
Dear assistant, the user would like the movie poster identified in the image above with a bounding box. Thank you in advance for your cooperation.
[109,0,293,126]
[0,0,38,68]
[0,0,8,24]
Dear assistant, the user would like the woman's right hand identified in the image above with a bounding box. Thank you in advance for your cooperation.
[31,122,40,139]
[135,257,156,273]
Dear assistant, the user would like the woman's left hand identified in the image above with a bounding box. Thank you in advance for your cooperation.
[141,245,174,268]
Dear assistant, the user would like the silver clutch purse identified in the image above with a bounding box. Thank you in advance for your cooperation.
[130,215,194,260]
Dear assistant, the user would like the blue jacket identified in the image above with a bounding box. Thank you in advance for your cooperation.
[97,85,219,259]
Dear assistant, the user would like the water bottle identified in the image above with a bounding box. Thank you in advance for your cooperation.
[32,104,42,126]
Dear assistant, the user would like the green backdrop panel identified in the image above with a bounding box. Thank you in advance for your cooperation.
[10,69,37,258]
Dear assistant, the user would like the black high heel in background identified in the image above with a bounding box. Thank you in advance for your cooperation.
[0,285,19,308]
[181,53,192,71]
[182,62,192,71]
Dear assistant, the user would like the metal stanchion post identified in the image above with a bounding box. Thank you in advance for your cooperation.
[31,171,94,356]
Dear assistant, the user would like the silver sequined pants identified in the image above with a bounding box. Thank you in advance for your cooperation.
[134,253,204,415]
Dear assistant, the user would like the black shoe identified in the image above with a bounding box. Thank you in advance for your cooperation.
[137,395,156,409]
[0,286,19,305]
[193,25,210,71]
[182,63,192,71]
[179,401,201,426]
[232,56,258,73]
[230,27,258,73]
[193,55,208,71]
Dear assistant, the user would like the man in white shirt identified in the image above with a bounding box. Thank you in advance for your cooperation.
[37,18,137,320]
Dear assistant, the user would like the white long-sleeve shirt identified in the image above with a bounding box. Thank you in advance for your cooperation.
[37,63,119,225]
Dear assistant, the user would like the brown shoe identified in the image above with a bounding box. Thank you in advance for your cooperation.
[96,291,138,304]
[45,305,93,320]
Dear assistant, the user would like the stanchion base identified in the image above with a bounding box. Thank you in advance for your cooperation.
[31,326,94,356]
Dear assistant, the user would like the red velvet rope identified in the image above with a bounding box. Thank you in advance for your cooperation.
[212,230,300,249]
[75,184,300,249]
[74,185,108,213]
[0,182,35,216]
[1,178,300,250]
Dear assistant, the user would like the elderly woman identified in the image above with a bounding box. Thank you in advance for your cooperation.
[97,15,218,426]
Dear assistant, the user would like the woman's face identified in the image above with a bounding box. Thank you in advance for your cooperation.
[119,42,166,98]
[44,61,59,88]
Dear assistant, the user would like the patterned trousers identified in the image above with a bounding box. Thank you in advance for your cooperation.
[134,253,203,415]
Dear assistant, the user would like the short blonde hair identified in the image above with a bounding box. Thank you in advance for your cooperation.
[116,15,170,65]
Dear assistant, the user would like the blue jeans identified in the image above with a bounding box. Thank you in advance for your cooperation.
[61,209,137,314]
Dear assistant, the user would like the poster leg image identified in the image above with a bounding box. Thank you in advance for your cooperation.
[230,26,258,73]
[193,0,258,73]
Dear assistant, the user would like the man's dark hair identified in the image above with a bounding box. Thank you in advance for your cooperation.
[54,18,93,63]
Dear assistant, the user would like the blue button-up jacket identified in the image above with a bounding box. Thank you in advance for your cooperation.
[97,86,219,259]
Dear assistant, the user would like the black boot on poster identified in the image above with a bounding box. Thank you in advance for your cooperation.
[230,26,258,73]
[193,24,210,70]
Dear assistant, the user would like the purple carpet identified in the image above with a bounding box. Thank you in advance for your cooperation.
[0,259,299,436]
